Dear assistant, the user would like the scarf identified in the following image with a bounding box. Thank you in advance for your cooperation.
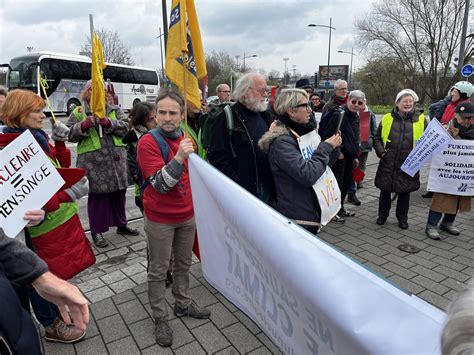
[278,113,317,137]
[3,127,50,152]
[157,126,182,139]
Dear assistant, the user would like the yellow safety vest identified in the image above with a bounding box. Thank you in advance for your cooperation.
[381,112,425,148]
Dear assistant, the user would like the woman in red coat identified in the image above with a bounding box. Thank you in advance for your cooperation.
[0,90,94,343]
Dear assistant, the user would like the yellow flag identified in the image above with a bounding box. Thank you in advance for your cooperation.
[165,0,207,109]
[91,32,107,118]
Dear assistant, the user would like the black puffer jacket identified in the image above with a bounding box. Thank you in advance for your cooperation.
[374,109,427,193]
[258,125,334,223]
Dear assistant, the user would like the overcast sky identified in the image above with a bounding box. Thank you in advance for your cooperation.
[0,0,377,77]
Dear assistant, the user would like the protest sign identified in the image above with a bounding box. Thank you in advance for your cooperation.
[297,130,340,225]
[401,119,452,177]
[0,130,64,237]
[427,139,474,195]
[189,155,445,355]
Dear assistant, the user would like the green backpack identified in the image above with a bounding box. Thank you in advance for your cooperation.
[199,102,237,159]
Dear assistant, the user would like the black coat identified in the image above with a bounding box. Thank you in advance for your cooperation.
[258,126,334,223]
[374,109,427,193]
[208,102,274,196]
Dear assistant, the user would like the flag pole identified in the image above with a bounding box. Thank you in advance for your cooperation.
[89,14,103,138]
[182,51,188,138]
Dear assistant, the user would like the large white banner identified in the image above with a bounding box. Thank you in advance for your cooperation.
[0,131,64,237]
[401,118,452,177]
[189,155,445,355]
[427,139,474,195]
[297,130,340,225]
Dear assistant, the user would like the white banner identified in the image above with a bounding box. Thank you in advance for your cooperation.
[427,139,474,195]
[0,131,64,237]
[297,130,340,225]
[189,155,445,355]
[401,118,452,177]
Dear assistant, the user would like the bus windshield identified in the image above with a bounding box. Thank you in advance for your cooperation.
[9,57,39,89]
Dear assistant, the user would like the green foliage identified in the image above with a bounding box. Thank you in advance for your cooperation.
[205,51,240,95]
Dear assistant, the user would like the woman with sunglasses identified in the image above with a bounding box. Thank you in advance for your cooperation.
[374,89,427,229]
[258,88,341,234]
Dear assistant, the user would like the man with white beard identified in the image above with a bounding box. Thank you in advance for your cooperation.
[208,73,274,203]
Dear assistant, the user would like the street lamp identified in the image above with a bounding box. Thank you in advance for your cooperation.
[308,18,336,81]
[338,48,355,89]
[283,58,289,84]
[242,52,257,72]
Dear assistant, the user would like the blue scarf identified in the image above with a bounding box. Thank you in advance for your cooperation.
[3,127,50,152]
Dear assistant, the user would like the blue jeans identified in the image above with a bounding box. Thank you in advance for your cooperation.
[427,210,456,227]
[28,288,57,327]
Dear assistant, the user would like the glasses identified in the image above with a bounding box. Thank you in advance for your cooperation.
[293,103,311,110]
[220,90,231,93]
[311,97,320,101]
[350,100,364,106]
[251,87,268,96]
[336,87,348,91]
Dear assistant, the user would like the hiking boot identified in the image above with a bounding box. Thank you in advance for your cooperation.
[45,318,86,344]
[347,193,361,206]
[92,233,109,248]
[422,191,434,198]
[174,301,211,319]
[398,219,409,230]
[376,217,387,225]
[117,225,139,236]
[425,226,440,240]
[440,223,460,236]
[339,207,355,217]
[154,319,173,347]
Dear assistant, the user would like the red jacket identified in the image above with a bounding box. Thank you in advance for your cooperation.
[0,132,95,280]
[137,133,194,224]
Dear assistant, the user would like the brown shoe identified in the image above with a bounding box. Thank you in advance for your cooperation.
[45,318,86,344]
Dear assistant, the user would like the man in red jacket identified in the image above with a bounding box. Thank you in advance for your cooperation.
[137,90,210,348]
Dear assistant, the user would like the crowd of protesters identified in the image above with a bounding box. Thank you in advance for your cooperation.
[0,75,473,352]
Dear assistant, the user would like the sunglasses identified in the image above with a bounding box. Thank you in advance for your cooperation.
[293,103,311,110]
[351,100,364,106]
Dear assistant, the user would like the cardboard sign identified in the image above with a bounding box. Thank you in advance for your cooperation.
[0,131,64,237]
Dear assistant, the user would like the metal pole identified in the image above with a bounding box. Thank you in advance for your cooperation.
[457,0,470,73]
[349,47,353,90]
[327,17,332,79]
[162,0,168,54]
[89,14,94,46]
[158,27,165,84]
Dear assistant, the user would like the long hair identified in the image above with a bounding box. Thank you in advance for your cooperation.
[1,89,45,128]
[233,73,262,103]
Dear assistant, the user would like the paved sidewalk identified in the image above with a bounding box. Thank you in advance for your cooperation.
[39,151,473,354]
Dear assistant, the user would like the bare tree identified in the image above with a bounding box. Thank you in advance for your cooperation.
[81,27,134,65]
[356,0,473,102]
[205,51,240,94]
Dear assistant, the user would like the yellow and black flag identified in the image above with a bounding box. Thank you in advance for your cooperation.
[165,0,207,109]
[91,32,106,118]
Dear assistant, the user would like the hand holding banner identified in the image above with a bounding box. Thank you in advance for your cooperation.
[401,119,452,177]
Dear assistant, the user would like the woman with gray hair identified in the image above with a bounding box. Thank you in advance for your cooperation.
[258,88,341,233]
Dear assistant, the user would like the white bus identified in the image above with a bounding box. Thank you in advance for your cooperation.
[4,51,160,115]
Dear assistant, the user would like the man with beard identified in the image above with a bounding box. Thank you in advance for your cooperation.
[208,73,274,203]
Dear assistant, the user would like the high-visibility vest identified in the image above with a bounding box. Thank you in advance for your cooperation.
[72,108,127,155]
[381,112,425,148]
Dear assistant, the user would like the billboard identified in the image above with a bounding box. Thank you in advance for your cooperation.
[318,65,349,88]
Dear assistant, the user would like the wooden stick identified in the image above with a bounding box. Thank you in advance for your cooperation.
[182,51,188,138]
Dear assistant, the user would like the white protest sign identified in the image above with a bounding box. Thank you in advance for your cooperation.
[401,118,452,177]
[188,155,445,355]
[297,130,340,225]
[0,130,64,237]
[427,139,474,195]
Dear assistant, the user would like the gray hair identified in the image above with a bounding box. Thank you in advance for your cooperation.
[233,73,264,103]
[334,79,347,90]
[349,90,366,101]
[441,280,474,355]
[155,88,185,114]
[274,88,308,116]
[216,83,229,94]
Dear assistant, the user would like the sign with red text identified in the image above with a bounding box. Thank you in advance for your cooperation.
[298,130,341,226]
[0,130,64,237]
